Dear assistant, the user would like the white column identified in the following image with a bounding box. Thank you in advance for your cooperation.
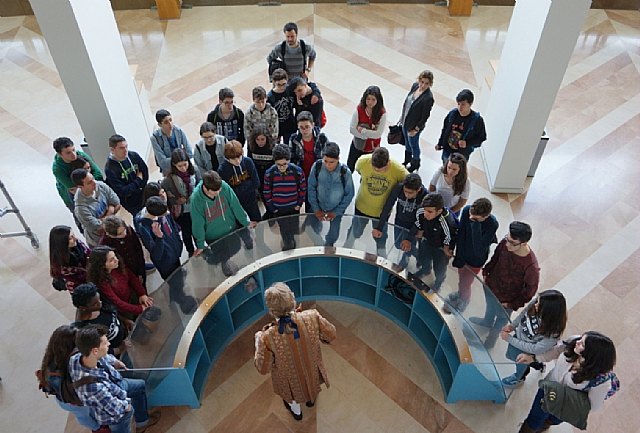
[30,0,153,167]
[481,0,591,193]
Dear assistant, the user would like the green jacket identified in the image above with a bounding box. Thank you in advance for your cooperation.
[190,180,249,249]
[52,151,104,207]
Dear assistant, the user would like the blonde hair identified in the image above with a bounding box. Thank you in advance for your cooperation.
[265,282,296,318]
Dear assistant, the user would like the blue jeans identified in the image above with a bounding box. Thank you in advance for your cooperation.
[524,388,563,429]
[417,242,449,292]
[345,209,387,252]
[505,344,530,379]
[120,378,149,426]
[394,226,417,267]
[108,409,134,433]
[403,126,422,160]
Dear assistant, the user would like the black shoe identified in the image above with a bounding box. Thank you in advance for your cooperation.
[402,151,412,166]
[407,159,421,173]
[305,400,315,407]
[283,400,302,420]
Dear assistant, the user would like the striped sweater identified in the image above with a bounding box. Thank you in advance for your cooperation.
[263,163,307,213]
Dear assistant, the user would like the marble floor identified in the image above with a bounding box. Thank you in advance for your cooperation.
[0,3,639,433]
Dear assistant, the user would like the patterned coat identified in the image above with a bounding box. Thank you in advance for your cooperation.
[254,309,336,403]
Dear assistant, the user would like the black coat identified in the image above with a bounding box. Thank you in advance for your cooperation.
[403,83,434,132]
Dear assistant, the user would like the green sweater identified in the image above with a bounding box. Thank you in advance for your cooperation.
[190,180,249,249]
[52,151,104,207]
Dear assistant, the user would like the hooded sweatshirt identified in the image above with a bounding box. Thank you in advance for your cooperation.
[135,210,183,278]
[218,157,261,222]
[104,150,148,215]
[190,180,249,249]
[53,150,104,208]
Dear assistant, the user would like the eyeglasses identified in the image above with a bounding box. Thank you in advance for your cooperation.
[276,162,289,168]
[504,234,522,247]
[202,134,215,140]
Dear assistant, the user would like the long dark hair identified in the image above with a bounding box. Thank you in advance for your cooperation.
[359,86,385,124]
[38,325,77,389]
[248,126,274,154]
[142,181,165,205]
[442,153,468,196]
[565,331,616,383]
[49,225,72,276]
[169,148,195,176]
[528,289,567,337]
[87,246,123,285]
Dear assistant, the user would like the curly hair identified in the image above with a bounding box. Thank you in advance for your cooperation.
[265,282,296,318]
[248,126,274,154]
[87,246,123,286]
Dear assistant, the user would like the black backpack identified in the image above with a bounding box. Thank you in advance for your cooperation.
[36,368,100,406]
[268,40,307,79]
[313,161,348,190]
[385,275,415,304]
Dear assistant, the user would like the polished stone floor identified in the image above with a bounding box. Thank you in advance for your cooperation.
[0,4,639,433]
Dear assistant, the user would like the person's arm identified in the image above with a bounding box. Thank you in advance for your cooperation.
[237,109,246,145]
[349,111,366,139]
[254,330,274,375]
[316,310,336,343]
[150,132,171,173]
[588,382,611,412]
[136,152,149,184]
[508,334,558,356]
[193,142,206,174]
[263,170,275,213]
[266,45,279,63]
[75,203,103,236]
[360,112,387,140]
[471,215,499,259]
[99,280,143,315]
[522,259,540,304]
[532,341,565,363]
[436,111,453,150]
[451,198,467,214]
[102,183,121,207]
[160,176,178,206]
[376,184,401,231]
[127,269,147,298]
[307,162,320,212]
[85,382,130,418]
[226,185,250,228]
[247,159,261,192]
[415,93,434,131]
[467,115,487,148]
[190,197,208,250]
[429,169,440,193]
[297,170,307,208]
[333,167,355,216]
[268,106,279,140]
[105,162,145,199]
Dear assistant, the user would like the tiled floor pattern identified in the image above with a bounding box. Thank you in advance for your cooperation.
[1,3,639,433]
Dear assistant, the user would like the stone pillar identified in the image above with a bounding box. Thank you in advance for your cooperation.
[30,0,152,167]
[481,0,591,193]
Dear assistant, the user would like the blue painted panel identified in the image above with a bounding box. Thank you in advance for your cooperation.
[341,259,378,285]
[301,277,339,297]
[446,364,506,403]
[340,280,376,305]
[230,294,264,329]
[147,368,200,408]
[377,290,411,326]
[301,257,339,277]
[263,260,299,283]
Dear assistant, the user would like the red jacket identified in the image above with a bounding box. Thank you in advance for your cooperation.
[99,268,147,315]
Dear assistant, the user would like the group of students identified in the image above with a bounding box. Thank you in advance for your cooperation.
[41,21,619,432]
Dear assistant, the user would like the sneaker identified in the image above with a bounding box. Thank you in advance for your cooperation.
[501,374,525,388]
[136,409,161,433]
[144,263,156,273]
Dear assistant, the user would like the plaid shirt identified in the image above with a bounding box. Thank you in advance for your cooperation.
[68,353,130,425]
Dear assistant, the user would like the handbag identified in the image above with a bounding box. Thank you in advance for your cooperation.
[387,124,403,145]
[539,380,590,430]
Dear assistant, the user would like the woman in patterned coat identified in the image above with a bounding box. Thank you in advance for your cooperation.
[254,282,336,420]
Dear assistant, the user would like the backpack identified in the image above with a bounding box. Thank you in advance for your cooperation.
[36,369,100,406]
[314,161,348,190]
[385,275,415,304]
[268,40,307,79]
